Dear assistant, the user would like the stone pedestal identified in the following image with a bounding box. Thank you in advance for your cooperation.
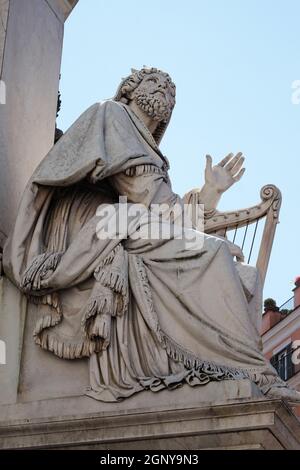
[0,381,299,449]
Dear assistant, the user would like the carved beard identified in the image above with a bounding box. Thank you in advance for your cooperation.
[133,91,172,123]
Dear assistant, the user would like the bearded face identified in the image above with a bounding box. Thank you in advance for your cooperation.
[130,73,176,123]
[133,91,171,123]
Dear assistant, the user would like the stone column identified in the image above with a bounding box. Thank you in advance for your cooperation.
[0,0,78,405]
[0,0,78,243]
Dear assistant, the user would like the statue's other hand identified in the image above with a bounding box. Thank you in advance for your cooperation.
[214,235,245,262]
[89,161,103,184]
[205,152,245,194]
[226,241,245,262]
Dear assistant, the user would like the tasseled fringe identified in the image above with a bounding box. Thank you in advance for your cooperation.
[94,268,128,298]
[94,244,129,316]
[31,244,129,359]
[34,331,102,359]
[95,244,123,271]
[33,298,103,359]
[133,255,161,332]
[83,293,114,324]
[133,254,249,381]
[21,251,63,292]
[88,313,111,350]
[81,293,114,352]
[159,329,249,381]
[82,289,125,331]
[33,308,62,339]
[98,269,128,315]
[27,292,61,313]
[124,164,165,177]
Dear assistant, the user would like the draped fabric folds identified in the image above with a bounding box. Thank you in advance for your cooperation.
[3,100,285,402]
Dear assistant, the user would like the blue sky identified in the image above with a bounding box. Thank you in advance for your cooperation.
[58,0,300,306]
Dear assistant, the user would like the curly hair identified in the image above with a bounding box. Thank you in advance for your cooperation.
[114,67,176,104]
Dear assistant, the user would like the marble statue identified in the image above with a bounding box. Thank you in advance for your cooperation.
[3,66,300,403]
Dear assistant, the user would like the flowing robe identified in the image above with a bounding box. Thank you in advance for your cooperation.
[3,100,284,402]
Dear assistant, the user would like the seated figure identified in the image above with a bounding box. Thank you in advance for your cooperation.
[3,67,300,403]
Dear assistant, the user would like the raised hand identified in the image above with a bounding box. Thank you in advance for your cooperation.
[205,152,245,194]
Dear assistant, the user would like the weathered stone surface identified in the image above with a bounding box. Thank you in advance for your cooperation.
[0,0,62,237]
[0,379,262,420]
[0,0,78,240]
[0,5,299,451]
[1,379,300,450]
[0,0,79,406]
[0,277,27,405]
[0,0,9,74]
[18,302,89,403]
[47,0,79,22]
[4,67,296,406]
[0,394,299,449]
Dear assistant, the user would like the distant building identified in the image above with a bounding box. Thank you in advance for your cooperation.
[262,278,300,417]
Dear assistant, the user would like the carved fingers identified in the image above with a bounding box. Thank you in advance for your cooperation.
[228,152,245,181]
[233,167,245,182]
[226,152,242,170]
[205,154,213,179]
[225,239,245,262]
[219,152,243,171]
[203,152,245,196]
[218,153,234,167]
[218,152,245,182]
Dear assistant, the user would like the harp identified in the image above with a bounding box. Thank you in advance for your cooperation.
[186,185,282,287]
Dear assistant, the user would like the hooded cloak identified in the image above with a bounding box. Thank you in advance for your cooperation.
[3,100,171,358]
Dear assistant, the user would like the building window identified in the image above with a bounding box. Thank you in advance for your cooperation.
[270,344,294,381]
